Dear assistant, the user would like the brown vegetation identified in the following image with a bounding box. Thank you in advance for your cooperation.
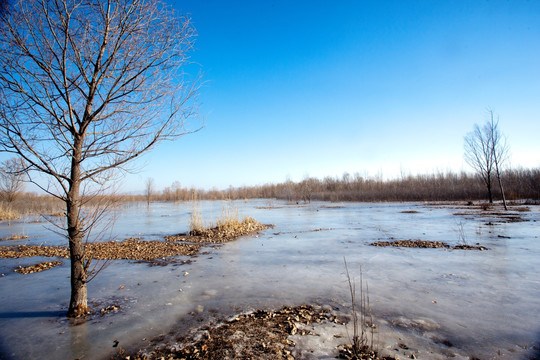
[186,217,271,242]
[169,201,272,242]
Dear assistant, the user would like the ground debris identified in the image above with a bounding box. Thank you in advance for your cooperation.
[452,244,488,251]
[113,305,335,360]
[0,245,70,258]
[85,238,200,260]
[371,239,450,249]
[0,238,200,261]
[14,261,62,274]
[370,239,488,251]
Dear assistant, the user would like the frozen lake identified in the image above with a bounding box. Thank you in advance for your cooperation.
[0,200,539,359]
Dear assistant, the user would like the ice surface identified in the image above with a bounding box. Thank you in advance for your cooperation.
[0,200,539,359]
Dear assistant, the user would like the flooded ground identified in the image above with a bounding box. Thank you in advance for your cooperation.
[0,200,539,359]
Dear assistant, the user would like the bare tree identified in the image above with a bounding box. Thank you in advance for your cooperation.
[465,121,494,203]
[487,111,509,210]
[0,157,26,203]
[464,110,508,206]
[0,0,199,317]
[145,177,155,205]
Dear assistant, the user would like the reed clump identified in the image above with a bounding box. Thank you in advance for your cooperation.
[188,201,270,240]
[340,259,379,360]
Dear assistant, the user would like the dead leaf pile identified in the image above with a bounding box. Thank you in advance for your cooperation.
[14,261,63,274]
[371,239,488,251]
[0,245,69,258]
[84,238,200,260]
[371,239,450,248]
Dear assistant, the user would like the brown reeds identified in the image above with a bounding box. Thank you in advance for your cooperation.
[188,201,270,239]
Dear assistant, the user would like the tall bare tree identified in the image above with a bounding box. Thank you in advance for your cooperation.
[487,111,509,210]
[0,0,199,317]
[464,110,508,206]
[0,157,26,203]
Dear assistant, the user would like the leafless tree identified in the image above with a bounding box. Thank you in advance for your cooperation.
[486,111,509,210]
[0,157,26,203]
[464,110,508,206]
[465,123,494,203]
[145,177,155,205]
[0,0,199,317]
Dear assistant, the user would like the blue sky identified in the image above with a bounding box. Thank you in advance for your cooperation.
[10,0,540,193]
[133,0,540,192]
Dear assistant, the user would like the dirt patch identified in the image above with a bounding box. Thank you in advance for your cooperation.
[14,260,63,274]
[371,239,450,248]
[370,239,488,251]
[112,304,390,360]
[452,244,489,251]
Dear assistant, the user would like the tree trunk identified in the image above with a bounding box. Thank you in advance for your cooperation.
[495,166,508,211]
[485,173,493,204]
[66,139,89,318]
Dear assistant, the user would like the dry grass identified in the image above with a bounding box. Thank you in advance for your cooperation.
[188,200,205,234]
[189,201,270,240]
[0,204,20,221]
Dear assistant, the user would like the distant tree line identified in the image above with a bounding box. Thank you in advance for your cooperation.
[3,168,538,208]
[143,168,539,203]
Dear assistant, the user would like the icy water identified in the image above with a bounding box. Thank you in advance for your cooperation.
[0,200,539,359]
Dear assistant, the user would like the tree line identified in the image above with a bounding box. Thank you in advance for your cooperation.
[137,167,539,203]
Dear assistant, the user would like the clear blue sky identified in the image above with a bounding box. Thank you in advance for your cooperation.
[13,0,540,193]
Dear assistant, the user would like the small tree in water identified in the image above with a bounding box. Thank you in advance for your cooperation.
[0,0,200,317]
[464,110,508,208]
